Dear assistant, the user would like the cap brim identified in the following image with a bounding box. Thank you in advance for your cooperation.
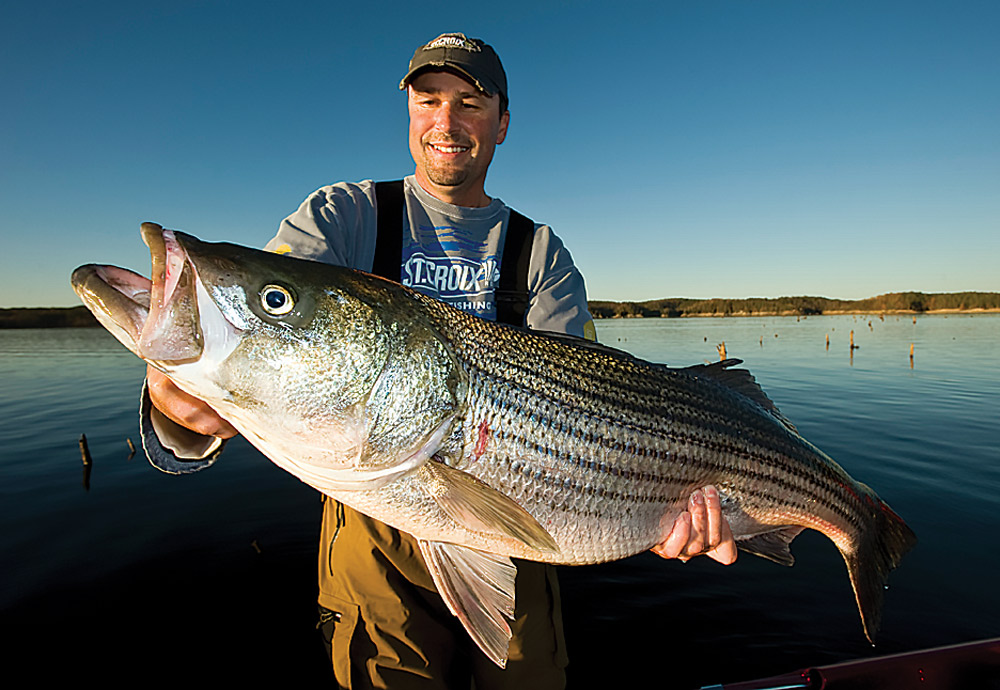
[399,63,498,97]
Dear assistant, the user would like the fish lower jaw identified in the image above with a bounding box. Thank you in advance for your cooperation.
[90,306,144,357]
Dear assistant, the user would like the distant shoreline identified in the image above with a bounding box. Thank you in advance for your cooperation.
[0,306,101,329]
[588,291,1000,319]
[3,291,999,328]
[594,307,1000,319]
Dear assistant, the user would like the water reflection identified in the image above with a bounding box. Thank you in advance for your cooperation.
[3,317,1000,686]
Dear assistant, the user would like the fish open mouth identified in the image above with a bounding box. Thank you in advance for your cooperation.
[71,222,206,364]
[70,263,153,356]
[136,222,205,362]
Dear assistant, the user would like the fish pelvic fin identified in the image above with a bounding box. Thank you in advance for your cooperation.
[418,540,516,668]
[843,484,918,643]
[419,461,558,553]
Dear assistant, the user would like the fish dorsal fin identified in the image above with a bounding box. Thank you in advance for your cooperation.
[736,526,805,566]
[418,540,516,668]
[682,359,797,433]
[140,378,224,474]
[419,461,558,553]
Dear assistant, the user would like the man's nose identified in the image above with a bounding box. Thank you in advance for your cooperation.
[432,102,458,131]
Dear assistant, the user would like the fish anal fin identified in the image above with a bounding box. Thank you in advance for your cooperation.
[419,461,558,553]
[737,526,805,566]
[418,540,516,668]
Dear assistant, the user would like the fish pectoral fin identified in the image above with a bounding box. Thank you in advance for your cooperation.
[419,461,558,553]
[140,378,225,474]
[736,526,805,566]
[418,540,516,668]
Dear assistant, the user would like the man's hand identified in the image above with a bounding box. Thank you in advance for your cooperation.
[651,485,737,565]
[146,365,238,439]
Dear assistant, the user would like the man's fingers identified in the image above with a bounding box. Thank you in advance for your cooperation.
[650,486,738,565]
[684,489,707,556]
[703,485,723,551]
[651,510,691,560]
[146,365,238,438]
[704,520,739,565]
[700,485,738,564]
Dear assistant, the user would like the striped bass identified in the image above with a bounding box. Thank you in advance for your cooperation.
[71,223,916,667]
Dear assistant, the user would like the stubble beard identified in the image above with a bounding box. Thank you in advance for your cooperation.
[420,138,477,188]
[423,163,468,187]
[424,148,469,187]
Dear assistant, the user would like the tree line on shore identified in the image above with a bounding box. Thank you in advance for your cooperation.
[588,291,1000,319]
[0,306,99,328]
[2,291,999,328]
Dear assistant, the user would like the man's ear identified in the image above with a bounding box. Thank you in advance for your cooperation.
[496,110,509,145]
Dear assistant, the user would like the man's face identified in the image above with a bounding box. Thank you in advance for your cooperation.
[408,70,509,207]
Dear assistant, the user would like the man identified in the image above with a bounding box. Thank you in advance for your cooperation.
[147,33,736,689]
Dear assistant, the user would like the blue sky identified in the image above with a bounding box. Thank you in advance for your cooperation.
[3,0,998,307]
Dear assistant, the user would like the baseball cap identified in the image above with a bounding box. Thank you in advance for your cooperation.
[399,32,508,107]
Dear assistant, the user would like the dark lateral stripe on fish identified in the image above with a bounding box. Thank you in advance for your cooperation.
[504,460,678,511]
[466,352,817,468]
[418,299,758,437]
[482,416,862,532]
[503,435,860,531]
[481,429,865,542]
[470,376,865,528]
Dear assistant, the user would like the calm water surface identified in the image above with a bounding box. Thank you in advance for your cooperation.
[2,316,998,686]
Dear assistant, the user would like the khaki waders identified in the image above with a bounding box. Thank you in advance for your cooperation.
[316,498,569,689]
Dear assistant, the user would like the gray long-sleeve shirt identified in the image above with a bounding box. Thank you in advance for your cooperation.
[265,176,594,339]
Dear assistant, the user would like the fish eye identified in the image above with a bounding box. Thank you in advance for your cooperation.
[260,284,295,316]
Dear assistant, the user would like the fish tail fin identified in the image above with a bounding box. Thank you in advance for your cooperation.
[843,484,917,643]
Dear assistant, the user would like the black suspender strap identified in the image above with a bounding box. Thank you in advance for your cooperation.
[372,180,405,280]
[371,178,534,327]
[495,210,534,328]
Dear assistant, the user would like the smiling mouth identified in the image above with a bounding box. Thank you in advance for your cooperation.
[428,142,470,154]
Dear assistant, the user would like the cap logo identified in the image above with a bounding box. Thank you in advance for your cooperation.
[424,34,481,53]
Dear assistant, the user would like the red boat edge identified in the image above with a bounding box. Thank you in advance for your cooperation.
[700,637,1000,689]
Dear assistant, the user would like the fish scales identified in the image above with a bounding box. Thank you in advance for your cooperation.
[408,295,866,564]
[71,226,916,667]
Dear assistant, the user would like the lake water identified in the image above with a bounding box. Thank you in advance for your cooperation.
[2,315,998,687]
